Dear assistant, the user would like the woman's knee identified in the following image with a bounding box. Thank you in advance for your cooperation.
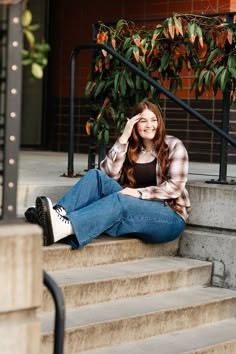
[86,168,102,176]
[85,168,106,180]
[137,230,180,244]
[137,217,185,244]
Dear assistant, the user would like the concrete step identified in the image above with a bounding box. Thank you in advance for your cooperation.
[43,236,179,272]
[42,256,212,311]
[187,182,236,230]
[179,226,236,289]
[41,286,236,353]
[78,317,236,354]
[0,223,42,354]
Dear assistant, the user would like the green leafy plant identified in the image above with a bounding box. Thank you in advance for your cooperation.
[21,8,50,79]
[85,15,236,143]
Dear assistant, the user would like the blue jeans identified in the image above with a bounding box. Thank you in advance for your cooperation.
[56,169,185,249]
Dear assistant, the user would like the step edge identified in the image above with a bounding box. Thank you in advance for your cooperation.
[41,287,236,333]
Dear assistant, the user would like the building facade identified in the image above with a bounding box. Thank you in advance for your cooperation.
[21,0,236,163]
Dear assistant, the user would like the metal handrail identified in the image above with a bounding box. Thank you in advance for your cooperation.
[66,43,236,180]
[43,271,65,354]
[1,1,23,220]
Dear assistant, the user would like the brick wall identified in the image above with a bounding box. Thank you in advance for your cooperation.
[45,0,236,163]
[49,0,234,98]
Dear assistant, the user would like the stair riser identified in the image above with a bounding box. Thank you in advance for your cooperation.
[17,185,71,217]
[41,297,236,353]
[180,229,236,289]
[43,238,179,272]
[42,265,211,312]
[187,183,236,230]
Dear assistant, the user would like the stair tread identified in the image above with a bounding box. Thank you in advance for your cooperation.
[47,256,211,286]
[183,226,236,237]
[78,317,236,354]
[44,235,124,250]
[43,235,174,250]
[42,236,150,255]
[41,286,236,333]
[43,236,179,271]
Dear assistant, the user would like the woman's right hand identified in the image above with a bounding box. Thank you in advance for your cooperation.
[119,113,141,144]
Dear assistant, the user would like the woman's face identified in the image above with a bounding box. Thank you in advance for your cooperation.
[136,108,158,141]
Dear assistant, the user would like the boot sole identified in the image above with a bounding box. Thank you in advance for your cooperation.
[36,196,54,246]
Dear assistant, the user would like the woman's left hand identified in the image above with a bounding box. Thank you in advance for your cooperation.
[119,187,141,198]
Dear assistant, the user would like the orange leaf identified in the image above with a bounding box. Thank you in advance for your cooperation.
[198,68,207,92]
[175,45,186,55]
[198,43,208,60]
[153,47,159,58]
[97,31,108,44]
[209,71,215,89]
[220,31,228,48]
[147,48,153,58]
[163,28,169,38]
[133,48,140,63]
[141,44,147,56]
[133,37,141,47]
[152,33,158,40]
[228,31,233,45]
[111,38,116,49]
[173,16,183,36]
[168,23,175,39]
[98,59,103,73]
[90,82,96,93]
[189,34,196,44]
[198,37,204,48]
[212,53,224,65]
[102,97,110,107]
[85,121,91,135]
[187,59,192,70]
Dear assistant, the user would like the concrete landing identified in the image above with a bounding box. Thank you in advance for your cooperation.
[16,149,236,216]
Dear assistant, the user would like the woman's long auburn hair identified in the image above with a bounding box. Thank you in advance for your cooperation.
[120,101,170,187]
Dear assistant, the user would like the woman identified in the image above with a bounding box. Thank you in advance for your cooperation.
[34,100,191,249]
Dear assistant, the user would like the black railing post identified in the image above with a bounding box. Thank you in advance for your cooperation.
[219,84,231,182]
[87,135,97,170]
[2,0,23,219]
[43,271,65,354]
[218,13,234,183]
[68,47,80,177]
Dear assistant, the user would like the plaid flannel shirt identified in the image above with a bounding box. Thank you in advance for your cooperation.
[100,135,191,221]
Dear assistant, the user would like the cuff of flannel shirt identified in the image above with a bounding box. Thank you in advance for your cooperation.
[109,139,128,162]
[137,188,149,199]
[112,139,128,154]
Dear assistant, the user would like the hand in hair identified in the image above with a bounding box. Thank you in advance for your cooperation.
[119,113,141,144]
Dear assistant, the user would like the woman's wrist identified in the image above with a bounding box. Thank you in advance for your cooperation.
[119,135,129,145]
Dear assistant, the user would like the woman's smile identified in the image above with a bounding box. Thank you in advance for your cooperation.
[136,108,158,140]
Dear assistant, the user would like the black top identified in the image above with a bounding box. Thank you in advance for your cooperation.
[133,158,157,188]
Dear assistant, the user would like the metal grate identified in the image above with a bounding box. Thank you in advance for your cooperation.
[0,1,23,220]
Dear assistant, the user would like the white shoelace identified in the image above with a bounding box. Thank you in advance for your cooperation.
[54,205,66,216]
